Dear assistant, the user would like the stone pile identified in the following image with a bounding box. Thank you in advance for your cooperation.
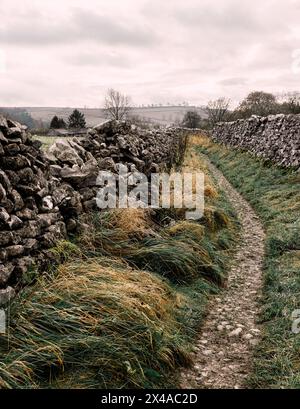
[212,114,300,168]
[0,117,68,303]
[0,117,187,302]
[46,120,186,229]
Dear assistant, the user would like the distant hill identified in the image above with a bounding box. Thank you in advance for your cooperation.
[130,106,207,126]
[0,106,207,127]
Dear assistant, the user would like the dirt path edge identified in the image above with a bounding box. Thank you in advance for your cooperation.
[180,156,265,389]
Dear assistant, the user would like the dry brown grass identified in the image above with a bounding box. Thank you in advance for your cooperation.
[183,136,218,200]
[203,206,230,231]
[178,134,231,234]
[107,208,155,239]
[0,257,192,389]
[166,221,205,241]
[56,259,185,323]
[188,134,210,147]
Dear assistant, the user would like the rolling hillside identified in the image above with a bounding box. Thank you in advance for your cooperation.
[1,106,207,127]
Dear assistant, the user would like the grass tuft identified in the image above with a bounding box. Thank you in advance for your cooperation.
[0,258,193,389]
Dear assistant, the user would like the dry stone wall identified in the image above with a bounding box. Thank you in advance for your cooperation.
[212,114,300,168]
[0,117,186,303]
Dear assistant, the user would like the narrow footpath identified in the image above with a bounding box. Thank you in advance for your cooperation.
[181,156,265,389]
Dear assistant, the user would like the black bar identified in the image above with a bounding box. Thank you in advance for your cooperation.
[0,389,293,408]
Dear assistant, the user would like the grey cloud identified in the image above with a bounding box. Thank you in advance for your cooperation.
[173,4,260,31]
[72,9,157,46]
[1,0,300,107]
[219,77,248,86]
[65,52,133,68]
[245,42,295,71]
[170,0,290,43]
[0,8,158,47]
[0,24,72,45]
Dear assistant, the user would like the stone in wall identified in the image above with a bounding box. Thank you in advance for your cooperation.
[0,116,187,300]
[0,116,67,298]
[46,120,187,227]
[212,114,300,168]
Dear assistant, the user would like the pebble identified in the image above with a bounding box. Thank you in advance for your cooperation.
[229,328,243,337]
[179,158,265,389]
[251,329,261,334]
[243,333,253,340]
[221,321,229,326]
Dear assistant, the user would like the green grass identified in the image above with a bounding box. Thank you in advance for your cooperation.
[198,139,300,389]
[77,211,232,286]
[0,256,198,389]
[31,135,72,151]
[0,146,239,389]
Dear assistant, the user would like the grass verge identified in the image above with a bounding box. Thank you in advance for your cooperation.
[198,137,300,389]
[0,138,239,389]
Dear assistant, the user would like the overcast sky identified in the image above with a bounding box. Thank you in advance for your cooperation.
[0,0,300,108]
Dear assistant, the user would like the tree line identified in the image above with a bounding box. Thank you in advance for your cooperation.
[50,109,87,129]
[182,91,300,129]
[3,89,300,132]
[0,108,48,129]
[50,89,131,129]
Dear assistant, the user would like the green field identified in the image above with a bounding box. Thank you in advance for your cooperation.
[32,135,71,150]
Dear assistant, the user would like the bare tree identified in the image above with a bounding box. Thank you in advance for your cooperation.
[104,88,132,120]
[206,97,230,127]
[280,91,300,114]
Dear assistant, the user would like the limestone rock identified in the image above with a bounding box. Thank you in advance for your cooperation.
[213,114,300,169]
[0,115,187,290]
[0,287,15,306]
[0,263,14,286]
